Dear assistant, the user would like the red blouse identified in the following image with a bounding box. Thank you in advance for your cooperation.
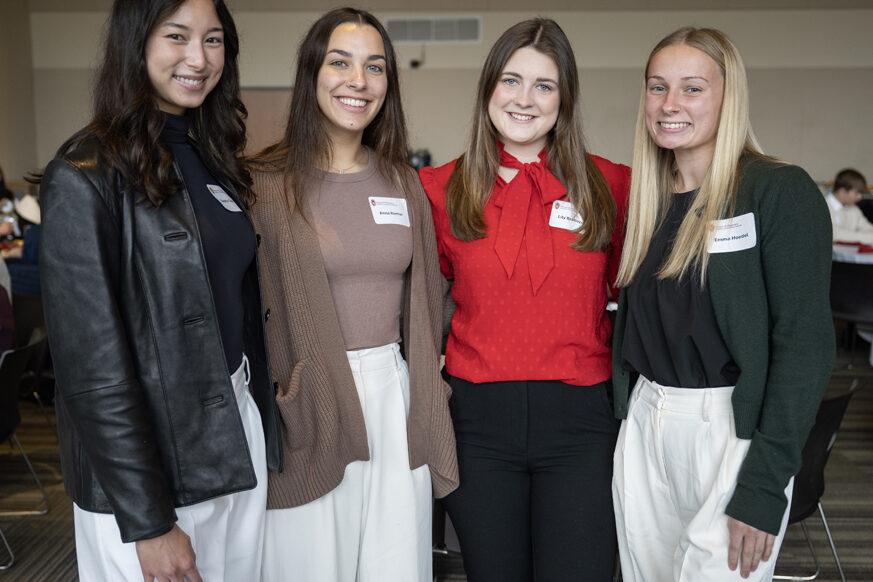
[420,153,630,386]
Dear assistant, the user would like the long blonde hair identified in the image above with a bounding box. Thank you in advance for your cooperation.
[445,18,614,252]
[616,27,773,286]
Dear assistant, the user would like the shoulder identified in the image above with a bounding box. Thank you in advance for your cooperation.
[589,153,631,202]
[43,138,119,206]
[419,159,459,211]
[250,167,288,205]
[738,157,823,211]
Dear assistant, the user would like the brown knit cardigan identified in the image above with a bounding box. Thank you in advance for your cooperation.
[250,167,459,509]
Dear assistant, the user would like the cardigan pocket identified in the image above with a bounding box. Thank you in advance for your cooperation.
[275,359,316,453]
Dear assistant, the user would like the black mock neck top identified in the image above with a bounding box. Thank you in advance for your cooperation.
[161,112,255,373]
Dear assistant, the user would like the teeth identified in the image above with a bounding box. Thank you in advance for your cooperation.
[338,97,367,107]
[660,122,690,129]
[174,76,204,87]
[509,112,533,121]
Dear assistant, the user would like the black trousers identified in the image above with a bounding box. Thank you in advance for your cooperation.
[442,377,620,582]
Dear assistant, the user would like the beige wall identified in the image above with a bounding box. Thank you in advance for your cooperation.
[20,8,873,182]
[0,0,37,184]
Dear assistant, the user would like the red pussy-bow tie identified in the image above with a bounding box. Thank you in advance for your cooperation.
[492,146,566,295]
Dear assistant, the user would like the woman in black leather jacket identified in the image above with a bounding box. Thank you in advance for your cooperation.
[38,1,281,580]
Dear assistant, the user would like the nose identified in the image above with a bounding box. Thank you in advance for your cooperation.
[662,88,680,114]
[346,65,366,89]
[514,87,534,108]
[186,43,206,70]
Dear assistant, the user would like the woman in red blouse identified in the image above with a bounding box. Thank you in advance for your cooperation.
[420,18,630,582]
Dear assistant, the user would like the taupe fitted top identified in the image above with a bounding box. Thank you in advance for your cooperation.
[305,154,412,350]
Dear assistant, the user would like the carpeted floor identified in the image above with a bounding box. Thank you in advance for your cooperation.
[3,349,872,581]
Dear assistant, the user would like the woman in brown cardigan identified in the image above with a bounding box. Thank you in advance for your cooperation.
[249,8,457,582]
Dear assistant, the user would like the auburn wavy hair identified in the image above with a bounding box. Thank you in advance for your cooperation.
[445,18,615,252]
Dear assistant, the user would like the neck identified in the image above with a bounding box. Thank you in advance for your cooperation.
[673,147,714,192]
[502,142,543,165]
[326,132,367,174]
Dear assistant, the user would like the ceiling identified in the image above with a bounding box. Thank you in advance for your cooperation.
[26,0,873,11]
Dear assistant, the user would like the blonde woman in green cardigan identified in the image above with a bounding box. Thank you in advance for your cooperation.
[611,27,834,582]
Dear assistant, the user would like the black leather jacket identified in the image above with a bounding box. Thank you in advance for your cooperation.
[39,139,282,543]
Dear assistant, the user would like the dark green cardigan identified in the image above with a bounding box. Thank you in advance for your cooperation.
[612,158,835,535]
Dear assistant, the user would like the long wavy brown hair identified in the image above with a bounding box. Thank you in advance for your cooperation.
[249,7,412,209]
[54,0,252,207]
[445,18,615,252]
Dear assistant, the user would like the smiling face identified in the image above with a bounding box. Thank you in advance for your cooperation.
[645,43,725,169]
[316,23,387,143]
[145,0,225,115]
[487,47,560,162]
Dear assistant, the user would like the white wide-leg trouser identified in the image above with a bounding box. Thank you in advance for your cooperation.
[261,342,432,582]
[75,355,268,582]
[613,376,792,582]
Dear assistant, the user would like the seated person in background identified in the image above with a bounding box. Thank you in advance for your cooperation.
[0,257,12,352]
[827,168,873,244]
[3,194,41,295]
[1,165,19,237]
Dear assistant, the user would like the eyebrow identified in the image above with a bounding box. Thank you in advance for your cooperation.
[647,74,709,83]
[326,48,386,61]
[503,71,558,85]
[161,22,224,34]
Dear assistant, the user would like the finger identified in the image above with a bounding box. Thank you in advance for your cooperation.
[727,525,742,570]
[746,531,764,572]
[762,533,776,562]
[740,531,759,578]
[185,565,203,582]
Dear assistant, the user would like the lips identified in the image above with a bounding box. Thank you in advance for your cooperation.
[173,75,207,89]
[337,96,368,108]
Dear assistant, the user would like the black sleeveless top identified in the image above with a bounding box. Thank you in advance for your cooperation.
[622,190,740,388]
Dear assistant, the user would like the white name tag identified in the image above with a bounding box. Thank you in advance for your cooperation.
[368,196,410,227]
[207,184,242,213]
[708,212,757,253]
[548,200,583,231]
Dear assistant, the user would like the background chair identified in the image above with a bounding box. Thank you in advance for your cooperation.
[774,382,857,582]
[829,261,873,367]
[0,525,12,570]
[0,334,52,570]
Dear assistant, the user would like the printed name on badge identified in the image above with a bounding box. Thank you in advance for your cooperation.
[708,212,756,254]
[207,184,242,213]
[368,196,410,227]
[548,200,583,231]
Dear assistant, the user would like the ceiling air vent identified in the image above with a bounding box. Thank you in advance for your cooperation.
[386,18,481,44]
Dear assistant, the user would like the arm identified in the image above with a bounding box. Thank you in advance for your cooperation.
[725,164,835,534]
[419,166,456,344]
[40,158,178,543]
[605,163,631,299]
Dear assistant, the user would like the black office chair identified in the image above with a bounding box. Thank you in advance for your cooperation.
[830,261,873,367]
[0,335,52,570]
[0,526,11,570]
[773,383,857,582]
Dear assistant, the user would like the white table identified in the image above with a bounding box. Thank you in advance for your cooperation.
[833,244,873,264]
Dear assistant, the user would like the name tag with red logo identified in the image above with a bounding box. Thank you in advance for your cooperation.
[549,200,583,231]
[708,212,757,253]
[368,196,410,227]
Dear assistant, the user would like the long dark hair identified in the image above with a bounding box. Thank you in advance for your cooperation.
[251,7,411,209]
[446,19,615,252]
[56,0,252,207]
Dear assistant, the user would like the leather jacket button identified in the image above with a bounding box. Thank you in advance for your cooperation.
[264,308,270,322]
